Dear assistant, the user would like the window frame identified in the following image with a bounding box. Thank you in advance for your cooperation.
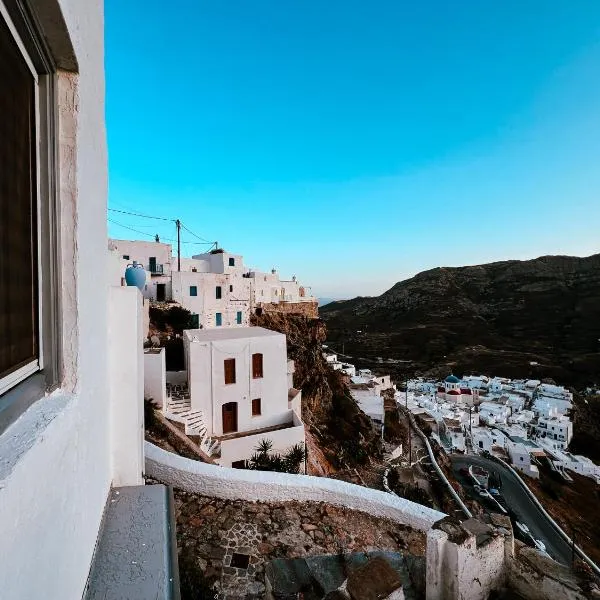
[189,285,197,296]
[0,0,61,432]
[215,285,222,299]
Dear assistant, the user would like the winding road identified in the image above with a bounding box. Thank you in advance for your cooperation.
[451,455,572,565]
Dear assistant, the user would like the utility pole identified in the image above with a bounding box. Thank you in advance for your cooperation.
[176,219,181,272]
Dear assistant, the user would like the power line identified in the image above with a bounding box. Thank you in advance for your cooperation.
[180,221,213,244]
[108,207,172,221]
[108,218,214,246]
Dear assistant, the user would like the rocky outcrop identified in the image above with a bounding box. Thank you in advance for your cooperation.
[321,254,600,387]
[250,312,382,472]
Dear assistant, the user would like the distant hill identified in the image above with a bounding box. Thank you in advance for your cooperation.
[320,254,600,387]
[319,297,343,307]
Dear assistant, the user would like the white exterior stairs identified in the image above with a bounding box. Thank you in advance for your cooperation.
[163,397,221,457]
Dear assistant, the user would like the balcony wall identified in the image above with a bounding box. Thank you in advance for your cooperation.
[219,410,305,468]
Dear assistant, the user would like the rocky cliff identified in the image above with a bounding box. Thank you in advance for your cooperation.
[250,312,382,474]
[321,254,600,387]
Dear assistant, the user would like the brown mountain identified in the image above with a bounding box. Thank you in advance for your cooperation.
[321,254,600,387]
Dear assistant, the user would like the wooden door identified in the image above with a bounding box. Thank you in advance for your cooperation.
[222,402,238,434]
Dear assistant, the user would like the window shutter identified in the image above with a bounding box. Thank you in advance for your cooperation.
[252,353,263,379]
[224,358,236,384]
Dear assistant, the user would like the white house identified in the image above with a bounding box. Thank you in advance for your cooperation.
[171,254,253,329]
[505,437,541,479]
[533,397,572,418]
[171,327,305,468]
[0,2,148,596]
[109,238,173,301]
[534,415,573,449]
[478,401,510,425]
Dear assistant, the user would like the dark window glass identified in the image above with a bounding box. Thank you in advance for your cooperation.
[0,16,38,383]
[252,398,261,416]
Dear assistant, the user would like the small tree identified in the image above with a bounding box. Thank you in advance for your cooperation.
[247,439,306,474]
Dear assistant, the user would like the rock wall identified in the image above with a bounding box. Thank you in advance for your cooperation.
[249,311,382,472]
[257,301,319,319]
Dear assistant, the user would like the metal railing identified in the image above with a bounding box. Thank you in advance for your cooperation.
[147,263,164,274]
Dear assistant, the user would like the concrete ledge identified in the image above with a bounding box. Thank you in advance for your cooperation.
[145,441,445,532]
[85,485,180,600]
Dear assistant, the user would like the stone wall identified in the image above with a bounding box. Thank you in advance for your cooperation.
[257,301,319,319]
[145,442,445,532]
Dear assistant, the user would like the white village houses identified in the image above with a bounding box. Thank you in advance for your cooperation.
[109,239,318,326]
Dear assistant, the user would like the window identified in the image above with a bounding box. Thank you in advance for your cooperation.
[252,353,263,378]
[252,398,261,416]
[229,284,233,293]
[519,457,523,461]
[224,358,236,384]
[0,4,60,418]
[189,286,197,296]
[216,312,222,327]
[231,460,246,469]
[229,257,235,267]
[216,286,222,299]
[123,254,130,260]
[236,311,242,324]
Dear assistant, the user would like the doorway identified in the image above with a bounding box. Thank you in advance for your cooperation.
[156,283,166,301]
[222,402,238,434]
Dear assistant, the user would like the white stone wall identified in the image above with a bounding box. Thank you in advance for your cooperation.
[185,328,289,437]
[144,348,167,409]
[426,526,507,600]
[0,1,123,597]
[145,442,445,531]
[109,286,144,488]
[218,410,305,468]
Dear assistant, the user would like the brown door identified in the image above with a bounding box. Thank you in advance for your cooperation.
[222,402,238,434]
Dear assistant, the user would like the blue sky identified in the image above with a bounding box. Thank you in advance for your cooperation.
[105,1,600,298]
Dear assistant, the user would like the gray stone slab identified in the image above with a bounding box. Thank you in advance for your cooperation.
[85,484,180,600]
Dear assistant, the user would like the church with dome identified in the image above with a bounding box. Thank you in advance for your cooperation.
[436,374,479,404]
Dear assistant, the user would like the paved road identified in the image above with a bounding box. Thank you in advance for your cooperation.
[451,455,572,565]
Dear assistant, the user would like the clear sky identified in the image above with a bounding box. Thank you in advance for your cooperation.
[105,1,600,298]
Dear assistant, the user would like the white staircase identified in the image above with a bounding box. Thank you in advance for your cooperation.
[163,396,221,458]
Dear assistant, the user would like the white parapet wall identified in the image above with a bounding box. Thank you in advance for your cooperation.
[145,442,445,531]
[218,410,305,469]
[144,347,167,408]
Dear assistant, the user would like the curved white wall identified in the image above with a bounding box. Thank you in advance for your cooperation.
[145,442,445,532]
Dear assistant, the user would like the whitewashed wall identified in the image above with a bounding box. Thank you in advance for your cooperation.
[186,329,289,436]
[109,286,144,487]
[0,0,114,597]
[144,348,167,408]
[219,410,305,468]
[145,442,445,531]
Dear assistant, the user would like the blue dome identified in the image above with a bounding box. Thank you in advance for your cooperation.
[445,375,460,384]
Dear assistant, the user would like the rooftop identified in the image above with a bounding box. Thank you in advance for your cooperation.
[184,326,283,342]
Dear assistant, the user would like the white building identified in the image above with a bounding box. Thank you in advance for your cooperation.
[170,327,305,468]
[478,401,510,425]
[109,238,173,301]
[505,437,541,479]
[172,250,253,329]
[534,415,573,449]
[0,3,148,596]
[533,397,572,418]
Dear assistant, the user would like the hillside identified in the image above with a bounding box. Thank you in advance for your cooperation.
[321,254,600,387]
